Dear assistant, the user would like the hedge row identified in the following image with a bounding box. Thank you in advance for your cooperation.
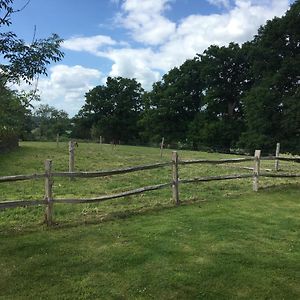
[0,128,18,153]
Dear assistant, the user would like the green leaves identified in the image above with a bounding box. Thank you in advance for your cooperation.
[140,59,204,144]
[0,85,29,133]
[240,1,300,154]
[78,77,144,143]
[0,33,64,84]
[32,104,70,140]
[0,0,64,149]
[0,1,64,83]
[0,0,14,26]
[74,2,299,154]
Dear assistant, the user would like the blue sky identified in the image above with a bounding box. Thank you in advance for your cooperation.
[10,0,295,116]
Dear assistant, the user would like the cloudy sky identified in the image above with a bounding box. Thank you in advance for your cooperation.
[11,0,295,116]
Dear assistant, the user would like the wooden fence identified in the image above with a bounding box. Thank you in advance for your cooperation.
[0,150,299,226]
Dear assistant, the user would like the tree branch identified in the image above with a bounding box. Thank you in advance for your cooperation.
[12,0,30,14]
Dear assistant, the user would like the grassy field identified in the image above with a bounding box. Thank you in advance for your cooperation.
[0,142,300,299]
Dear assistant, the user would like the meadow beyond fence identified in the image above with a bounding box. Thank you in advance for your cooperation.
[1,143,300,226]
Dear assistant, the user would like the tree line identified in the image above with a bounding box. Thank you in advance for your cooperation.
[1,1,299,154]
[73,1,300,154]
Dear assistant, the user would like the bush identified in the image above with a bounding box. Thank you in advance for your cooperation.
[0,128,19,153]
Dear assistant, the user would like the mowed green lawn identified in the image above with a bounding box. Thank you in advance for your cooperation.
[0,142,300,299]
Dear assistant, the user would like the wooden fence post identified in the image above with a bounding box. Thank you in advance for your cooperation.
[253,150,261,192]
[172,151,180,205]
[56,133,59,148]
[99,136,102,148]
[69,140,75,180]
[44,159,53,226]
[275,142,280,172]
[160,137,165,158]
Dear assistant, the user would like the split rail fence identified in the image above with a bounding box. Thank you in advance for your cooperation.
[0,149,300,226]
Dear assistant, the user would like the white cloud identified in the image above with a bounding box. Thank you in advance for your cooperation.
[100,48,161,90]
[116,0,176,45]
[90,0,290,89]
[207,0,231,8]
[41,0,292,114]
[63,35,117,54]
[153,0,290,70]
[34,65,101,116]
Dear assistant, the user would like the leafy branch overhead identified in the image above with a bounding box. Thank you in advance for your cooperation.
[0,0,64,147]
[0,0,64,84]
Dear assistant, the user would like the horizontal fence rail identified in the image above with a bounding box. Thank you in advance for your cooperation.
[0,199,45,209]
[52,162,171,178]
[223,166,273,172]
[260,173,300,178]
[0,146,299,226]
[0,173,45,183]
[179,157,254,165]
[54,182,171,204]
[261,156,300,163]
[275,157,300,163]
[180,174,253,184]
[0,162,172,183]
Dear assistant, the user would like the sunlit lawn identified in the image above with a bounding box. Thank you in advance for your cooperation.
[0,142,299,299]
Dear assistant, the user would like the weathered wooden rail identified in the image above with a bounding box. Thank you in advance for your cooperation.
[0,173,45,183]
[0,151,299,226]
[52,162,171,178]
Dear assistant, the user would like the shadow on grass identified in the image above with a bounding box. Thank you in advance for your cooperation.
[1,183,299,236]
[49,197,208,230]
[0,195,215,236]
[259,182,300,192]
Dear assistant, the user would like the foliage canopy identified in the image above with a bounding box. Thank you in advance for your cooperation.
[0,0,64,148]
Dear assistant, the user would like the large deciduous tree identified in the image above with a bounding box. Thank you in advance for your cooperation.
[77,77,144,143]
[190,43,251,151]
[140,58,204,145]
[71,1,300,155]
[239,1,300,154]
[32,104,70,140]
[0,0,64,147]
